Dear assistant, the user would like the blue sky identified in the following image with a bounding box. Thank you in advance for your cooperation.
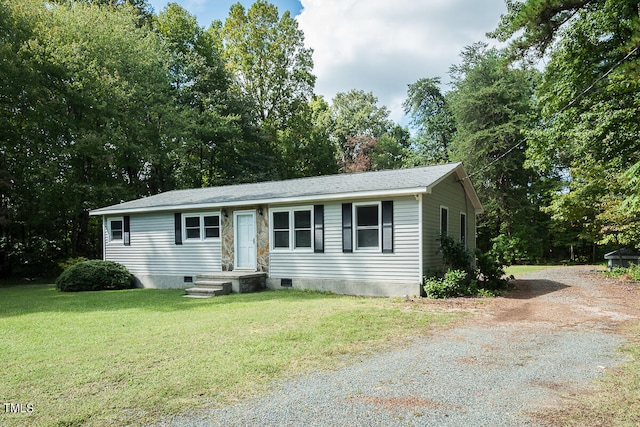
[147,0,508,122]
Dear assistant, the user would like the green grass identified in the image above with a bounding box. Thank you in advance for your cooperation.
[504,265,558,276]
[0,284,459,426]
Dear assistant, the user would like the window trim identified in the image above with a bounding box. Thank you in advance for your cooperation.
[108,217,124,243]
[460,212,467,248]
[272,210,291,250]
[354,202,382,252]
[440,206,449,237]
[271,206,314,252]
[182,212,221,242]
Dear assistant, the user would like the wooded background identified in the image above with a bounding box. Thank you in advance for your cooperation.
[1,0,638,276]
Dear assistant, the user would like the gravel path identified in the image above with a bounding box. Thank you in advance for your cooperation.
[155,267,638,426]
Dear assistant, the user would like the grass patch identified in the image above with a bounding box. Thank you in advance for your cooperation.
[534,322,640,426]
[504,265,558,276]
[0,284,460,426]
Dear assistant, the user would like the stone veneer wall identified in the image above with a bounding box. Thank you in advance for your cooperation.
[220,206,269,273]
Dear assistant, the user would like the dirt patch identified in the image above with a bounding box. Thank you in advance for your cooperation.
[402,266,640,333]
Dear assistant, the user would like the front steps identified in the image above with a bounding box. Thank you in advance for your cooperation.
[184,276,232,298]
[184,272,267,297]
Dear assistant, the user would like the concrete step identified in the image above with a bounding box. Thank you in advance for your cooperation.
[184,280,231,298]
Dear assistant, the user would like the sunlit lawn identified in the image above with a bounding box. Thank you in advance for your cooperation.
[0,283,459,426]
[504,264,558,276]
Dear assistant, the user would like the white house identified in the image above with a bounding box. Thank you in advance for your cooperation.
[89,162,483,297]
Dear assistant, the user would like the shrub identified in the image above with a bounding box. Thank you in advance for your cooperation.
[56,260,135,292]
[606,263,640,281]
[438,234,473,273]
[475,249,512,291]
[58,256,88,271]
[423,269,470,299]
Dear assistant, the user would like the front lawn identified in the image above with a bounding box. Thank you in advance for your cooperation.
[0,284,459,426]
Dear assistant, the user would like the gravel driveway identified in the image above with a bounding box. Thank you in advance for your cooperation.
[156,266,640,426]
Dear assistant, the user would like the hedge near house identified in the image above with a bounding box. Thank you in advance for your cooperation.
[56,260,135,292]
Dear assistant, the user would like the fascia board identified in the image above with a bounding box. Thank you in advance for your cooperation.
[89,187,429,216]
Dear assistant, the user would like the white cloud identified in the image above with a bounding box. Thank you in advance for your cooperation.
[297,0,506,122]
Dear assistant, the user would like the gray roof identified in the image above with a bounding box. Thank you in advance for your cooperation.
[91,162,482,215]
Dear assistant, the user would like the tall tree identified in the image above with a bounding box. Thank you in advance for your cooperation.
[155,3,266,187]
[403,77,455,165]
[492,0,640,250]
[330,89,399,172]
[447,43,544,262]
[222,0,315,127]
[1,0,174,272]
[221,1,316,178]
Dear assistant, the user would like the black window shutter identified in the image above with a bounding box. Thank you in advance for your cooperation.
[314,205,324,253]
[342,203,352,253]
[382,201,393,253]
[174,213,182,245]
[123,215,131,246]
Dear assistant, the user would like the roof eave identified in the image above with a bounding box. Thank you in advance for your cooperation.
[89,187,429,216]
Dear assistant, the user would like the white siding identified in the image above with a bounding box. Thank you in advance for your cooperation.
[104,212,222,275]
[422,174,477,272]
[269,196,421,282]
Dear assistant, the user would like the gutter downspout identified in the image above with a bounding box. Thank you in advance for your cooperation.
[417,193,424,289]
[102,217,107,261]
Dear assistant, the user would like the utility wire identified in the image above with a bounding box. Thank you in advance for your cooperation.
[461,43,640,181]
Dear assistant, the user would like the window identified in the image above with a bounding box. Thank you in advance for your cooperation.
[440,206,449,236]
[185,216,200,239]
[294,210,311,248]
[272,208,316,251]
[109,218,123,242]
[342,201,393,253]
[183,213,220,241]
[204,216,220,238]
[273,211,290,249]
[356,204,380,250]
[460,212,467,247]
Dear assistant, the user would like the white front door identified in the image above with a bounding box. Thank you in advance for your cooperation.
[234,211,256,270]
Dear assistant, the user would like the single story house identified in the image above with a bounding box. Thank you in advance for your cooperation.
[89,162,483,297]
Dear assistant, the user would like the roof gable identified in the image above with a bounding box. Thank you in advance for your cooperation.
[90,162,483,215]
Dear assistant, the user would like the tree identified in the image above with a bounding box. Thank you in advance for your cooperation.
[275,96,338,178]
[1,0,174,273]
[221,1,316,178]
[403,77,455,165]
[330,89,399,172]
[492,0,640,250]
[222,1,315,127]
[447,43,544,263]
[155,3,267,187]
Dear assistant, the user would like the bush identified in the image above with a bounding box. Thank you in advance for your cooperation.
[475,250,512,291]
[438,234,473,273]
[423,269,472,299]
[56,260,135,292]
[58,256,88,271]
[606,263,640,281]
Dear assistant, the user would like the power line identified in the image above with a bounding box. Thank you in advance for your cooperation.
[461,43,640,181]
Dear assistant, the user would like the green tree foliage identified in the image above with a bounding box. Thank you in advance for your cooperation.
[221,1,328,179]
[330,89,408,172]
[155,3,266,187]
[492,0,640,250]
[1,0,175,274]
[403,77,455,165]
[446,43,545,262]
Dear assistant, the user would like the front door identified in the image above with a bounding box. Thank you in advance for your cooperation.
[234,211,256,270]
